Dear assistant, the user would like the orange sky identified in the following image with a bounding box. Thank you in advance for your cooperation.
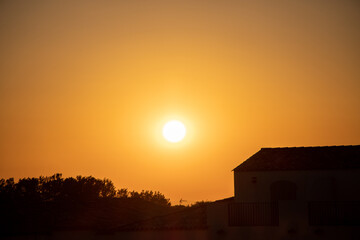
[1,0,359,204]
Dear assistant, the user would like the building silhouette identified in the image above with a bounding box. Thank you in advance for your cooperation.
[208,145,360,240]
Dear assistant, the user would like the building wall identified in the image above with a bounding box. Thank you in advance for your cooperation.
[206,169,360,240]
[234,169,360,202]
[207,199,231,232]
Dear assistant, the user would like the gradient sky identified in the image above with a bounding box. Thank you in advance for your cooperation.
[1,0,359,204]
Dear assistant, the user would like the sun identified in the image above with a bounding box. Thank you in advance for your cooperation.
[162,120,186,143]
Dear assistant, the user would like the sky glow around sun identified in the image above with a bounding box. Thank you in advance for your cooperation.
[1,0,360,204]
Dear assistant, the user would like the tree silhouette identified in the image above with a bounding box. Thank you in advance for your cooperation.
[0,174,175,235]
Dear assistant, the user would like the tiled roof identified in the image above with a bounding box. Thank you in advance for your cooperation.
[233,145,360,172]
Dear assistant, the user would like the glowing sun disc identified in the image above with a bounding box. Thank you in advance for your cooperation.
[162,120,186,143]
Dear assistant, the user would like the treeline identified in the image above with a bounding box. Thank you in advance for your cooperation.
[0,174,181,235]
[0,174,170,206]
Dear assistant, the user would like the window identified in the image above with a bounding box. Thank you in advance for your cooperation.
[271,180,297,201]
[228,202,279,226]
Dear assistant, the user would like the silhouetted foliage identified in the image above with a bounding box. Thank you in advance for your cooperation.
[0,174,176,235]
[0,174,170,204]
[0,174,119,202]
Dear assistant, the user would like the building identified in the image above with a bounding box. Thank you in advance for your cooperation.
[208,145,360,240]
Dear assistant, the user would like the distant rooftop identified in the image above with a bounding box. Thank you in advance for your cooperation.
[233,145,360,172]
